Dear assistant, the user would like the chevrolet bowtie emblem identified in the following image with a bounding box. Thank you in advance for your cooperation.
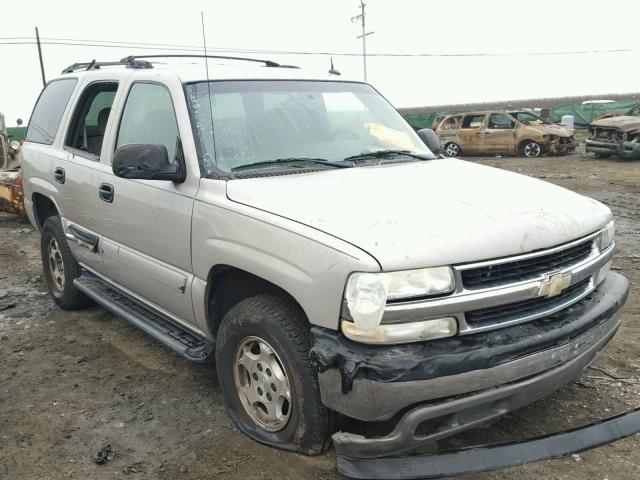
[538,271,572,298]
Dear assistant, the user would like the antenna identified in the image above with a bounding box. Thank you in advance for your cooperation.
[328,57,341,76]
[201,12,217,168]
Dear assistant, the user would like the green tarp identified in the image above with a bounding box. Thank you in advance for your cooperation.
[6,126,27,141]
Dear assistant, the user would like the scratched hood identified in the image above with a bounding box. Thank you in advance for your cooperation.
[226,159,611,270]
[591,115,640,132]
[529,123,574,137]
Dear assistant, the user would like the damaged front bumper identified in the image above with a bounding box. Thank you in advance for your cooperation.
[585,138,640,159]
[311,272,631,473]
[0,169,25,216]
[545,138,577,155]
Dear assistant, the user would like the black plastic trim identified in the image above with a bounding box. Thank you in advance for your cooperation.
[338,406,640,479]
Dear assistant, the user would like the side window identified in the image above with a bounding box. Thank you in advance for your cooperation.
[461,115,486,129]
[116,83,180,163]
[442,116,461,130]
[488,114,514,129]
[26,78,78,145]
[65,82,117,159]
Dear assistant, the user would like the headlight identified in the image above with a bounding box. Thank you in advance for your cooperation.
[599,220,615,251]
[343,267,455,339]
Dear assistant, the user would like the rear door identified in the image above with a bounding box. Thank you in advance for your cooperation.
[483,113,517,153]
[96,79,198,325]
[458,114,487,153]
[61,80,120,272]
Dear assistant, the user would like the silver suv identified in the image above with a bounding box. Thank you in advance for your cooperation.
[21,56,629,473]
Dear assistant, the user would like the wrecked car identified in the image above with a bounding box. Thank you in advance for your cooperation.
[586,103,640,159]
[0,113,25,216]
[436,110,576,157]
[20,55,632,478]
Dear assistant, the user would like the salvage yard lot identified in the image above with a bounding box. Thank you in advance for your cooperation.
[1,149,639,480]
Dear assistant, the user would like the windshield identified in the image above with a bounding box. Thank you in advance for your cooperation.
[510,111,548,124]
[185,80,432,174]
[627,103,640,117]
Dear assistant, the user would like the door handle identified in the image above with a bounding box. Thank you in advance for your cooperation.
[99,183,114,203]
[53,167,65,184]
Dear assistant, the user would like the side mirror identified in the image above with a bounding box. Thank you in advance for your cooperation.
[417,128,441,154]
[16,118,23,126]
[112,144,185,182]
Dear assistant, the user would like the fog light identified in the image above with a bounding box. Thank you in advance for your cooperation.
[341,317,458,344]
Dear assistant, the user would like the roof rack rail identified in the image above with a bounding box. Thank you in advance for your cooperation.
[121,54,299,69]
[61,54,299,75]
[61,57,153,74]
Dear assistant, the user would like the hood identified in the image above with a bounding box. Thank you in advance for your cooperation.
[590,115,640,132]
[528,123,573,137]
[226,160,611,271]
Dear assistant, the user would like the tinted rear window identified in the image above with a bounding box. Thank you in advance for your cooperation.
[26,78,77,145]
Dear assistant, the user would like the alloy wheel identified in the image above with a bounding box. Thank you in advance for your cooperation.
[233,336,292,432]
[47,237,65,292]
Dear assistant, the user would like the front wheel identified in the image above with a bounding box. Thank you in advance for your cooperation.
[444,142,460,157]
[215,295,333,455]
[522,141,542,157]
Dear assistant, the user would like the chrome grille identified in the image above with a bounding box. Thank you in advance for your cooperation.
[461,239,594,289]
[465,278,591,327]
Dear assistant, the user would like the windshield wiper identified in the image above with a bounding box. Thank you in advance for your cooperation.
[344,149,434,163]
[231,157,352,172]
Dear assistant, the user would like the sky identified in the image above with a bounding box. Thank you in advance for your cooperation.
[2,0,640,125]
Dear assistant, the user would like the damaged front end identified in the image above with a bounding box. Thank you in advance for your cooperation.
[0,169,26,216]
[310,271,639,478]
[586,114,640,159]
[543,134,577,155]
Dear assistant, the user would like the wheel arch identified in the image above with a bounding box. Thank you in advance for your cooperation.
[32,192,61,230]
[204,264,310,338]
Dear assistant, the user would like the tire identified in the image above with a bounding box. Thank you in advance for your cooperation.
[40,216,92,310]
[521,141,542,158]
[444,142,460,157]
[215,294,333,455]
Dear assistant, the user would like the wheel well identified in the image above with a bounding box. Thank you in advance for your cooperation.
[206,265,307,336]
[33,193,59,229]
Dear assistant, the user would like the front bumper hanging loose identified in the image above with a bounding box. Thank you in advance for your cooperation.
[338,406,640,479]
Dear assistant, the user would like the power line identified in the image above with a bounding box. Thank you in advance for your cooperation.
[0,37,639,57]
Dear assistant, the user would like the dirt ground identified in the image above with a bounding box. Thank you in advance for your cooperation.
[1,147,639,480]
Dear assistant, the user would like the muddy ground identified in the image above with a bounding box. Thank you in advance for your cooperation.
[1,148,639,480]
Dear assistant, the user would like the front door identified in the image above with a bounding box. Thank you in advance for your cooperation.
[96,81,197,324]
[458,114,487,153]
[483,113,517,153]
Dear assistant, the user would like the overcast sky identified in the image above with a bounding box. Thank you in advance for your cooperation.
[2,0,640,125]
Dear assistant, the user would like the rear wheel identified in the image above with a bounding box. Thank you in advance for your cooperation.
[444,142,460,157]
[522,141,542,158]
[215,295,333,455]
[41,216,92,309]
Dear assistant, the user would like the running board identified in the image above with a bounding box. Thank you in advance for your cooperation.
[73,273,214,363]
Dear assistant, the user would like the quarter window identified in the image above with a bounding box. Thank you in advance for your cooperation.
[116,83,180,163]
[26,78,78,145]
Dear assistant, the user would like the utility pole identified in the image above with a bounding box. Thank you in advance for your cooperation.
[35,27,46,87]
[351,1,374,82]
